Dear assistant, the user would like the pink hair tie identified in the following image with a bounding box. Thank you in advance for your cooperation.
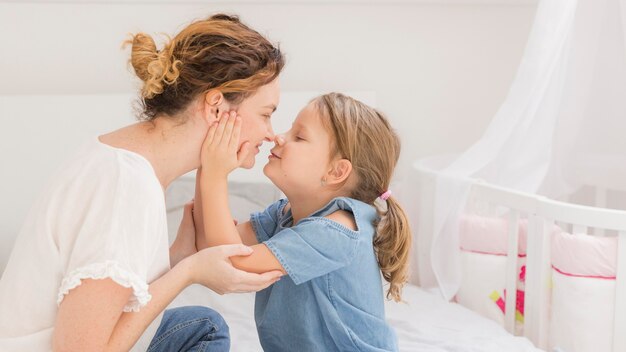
[379,190,392,201]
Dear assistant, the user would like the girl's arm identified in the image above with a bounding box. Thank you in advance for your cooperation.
[199,112,285,274]
[237,221,259,246]
[53,244,280,352]
[194,170,257,249]
[200,175,285,274]
[194,167,209,250]
[210,211,356,275]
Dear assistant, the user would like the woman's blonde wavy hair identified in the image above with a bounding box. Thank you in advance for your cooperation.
[124,14,284,120]
[313,93,412,302]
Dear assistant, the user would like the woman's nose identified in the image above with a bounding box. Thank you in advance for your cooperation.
[265,124,276,142]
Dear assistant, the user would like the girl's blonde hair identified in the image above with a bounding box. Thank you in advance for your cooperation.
[313,92,412,302]
[124,14,284,121]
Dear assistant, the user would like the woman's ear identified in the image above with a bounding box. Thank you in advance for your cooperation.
[205,89,224,107]
[202,90,223,124]
[203,90,234,124]
[325,159,353,186]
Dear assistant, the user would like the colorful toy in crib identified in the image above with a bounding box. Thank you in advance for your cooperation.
[489,289,525,323]
[490,265,526,323]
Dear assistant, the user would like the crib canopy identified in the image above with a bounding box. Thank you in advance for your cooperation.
[415,0,626,300]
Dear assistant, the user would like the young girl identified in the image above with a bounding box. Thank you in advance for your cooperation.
[197,92,411,351]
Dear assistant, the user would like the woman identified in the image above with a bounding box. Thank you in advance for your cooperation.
[0,14,284,351]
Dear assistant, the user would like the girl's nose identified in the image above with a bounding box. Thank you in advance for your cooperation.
[275,134,286,146]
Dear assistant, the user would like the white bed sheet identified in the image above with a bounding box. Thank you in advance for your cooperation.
[168,283,542,352]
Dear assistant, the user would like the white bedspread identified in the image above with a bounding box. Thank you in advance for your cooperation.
[169,283,542,352]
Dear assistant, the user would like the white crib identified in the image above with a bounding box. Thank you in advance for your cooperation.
[413,161,626,352]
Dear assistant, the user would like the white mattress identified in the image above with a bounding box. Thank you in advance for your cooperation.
[168,283,542,352]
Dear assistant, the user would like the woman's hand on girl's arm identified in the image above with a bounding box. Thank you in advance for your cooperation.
[229,243,286,275]
[187,244,283,293]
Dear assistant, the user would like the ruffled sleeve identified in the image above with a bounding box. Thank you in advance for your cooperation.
[55,152,165,312]
[57,261,151,312]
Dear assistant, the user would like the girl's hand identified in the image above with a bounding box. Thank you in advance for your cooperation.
[200,108,251,179]
[184,244,283,294]
[169,200,198,267]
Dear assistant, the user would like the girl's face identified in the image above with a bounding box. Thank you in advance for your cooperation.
[263,102,334,196]
[224,78,280,169]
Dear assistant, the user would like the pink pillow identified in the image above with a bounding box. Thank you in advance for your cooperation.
[459,214,618,279]
[459,215,529,256]
[551,232,617,279]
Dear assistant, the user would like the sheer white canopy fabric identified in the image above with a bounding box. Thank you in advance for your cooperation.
[414,0,626,300]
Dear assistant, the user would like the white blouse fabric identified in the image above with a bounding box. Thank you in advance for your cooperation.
[0,138,171,351]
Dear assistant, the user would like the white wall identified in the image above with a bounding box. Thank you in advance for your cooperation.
[0,1,536,271]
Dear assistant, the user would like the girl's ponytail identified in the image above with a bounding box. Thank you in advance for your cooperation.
[374,196,412,302]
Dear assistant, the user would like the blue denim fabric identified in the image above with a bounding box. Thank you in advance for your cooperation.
[251,197,398,352]
[147,306,230,352]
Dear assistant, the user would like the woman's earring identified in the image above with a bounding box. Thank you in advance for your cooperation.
[321,178,327,186]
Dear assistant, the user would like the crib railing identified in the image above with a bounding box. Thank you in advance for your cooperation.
[469,180,626,351]
[536,198,626,352]
[469,182,543,339]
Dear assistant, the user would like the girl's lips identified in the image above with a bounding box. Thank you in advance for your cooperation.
[269,152,281,159]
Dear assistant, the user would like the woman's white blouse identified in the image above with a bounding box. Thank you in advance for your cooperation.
[0,138,171,351]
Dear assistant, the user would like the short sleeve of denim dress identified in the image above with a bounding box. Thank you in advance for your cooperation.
[249,197,399,352]
[251,197,359,284]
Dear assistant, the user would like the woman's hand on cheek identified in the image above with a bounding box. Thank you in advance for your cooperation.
[200,110,251,180]
[186,244,282,294]
[170,200,198,267]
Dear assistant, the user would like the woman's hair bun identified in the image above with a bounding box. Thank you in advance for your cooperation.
[125,33,181,99]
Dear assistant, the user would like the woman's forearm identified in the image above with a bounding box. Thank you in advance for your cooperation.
[106,261,192,352]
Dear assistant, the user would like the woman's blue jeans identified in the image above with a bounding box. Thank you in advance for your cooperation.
[147,306,230,352]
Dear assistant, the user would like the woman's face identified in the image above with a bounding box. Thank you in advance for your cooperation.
[225,79,280,169]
